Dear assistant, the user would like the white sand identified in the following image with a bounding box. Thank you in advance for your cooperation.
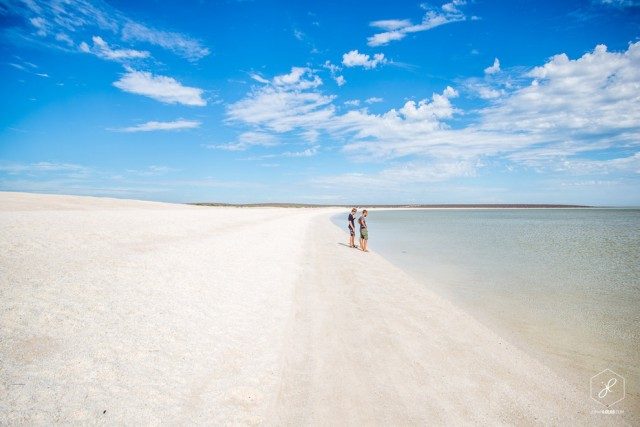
[0,192,613,424]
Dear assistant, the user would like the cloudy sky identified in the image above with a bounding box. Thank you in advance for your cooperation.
[1,0,639,204]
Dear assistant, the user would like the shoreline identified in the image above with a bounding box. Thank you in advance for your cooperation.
[354,207,640,420]
[274,212,593,424]
[0,192,626,423]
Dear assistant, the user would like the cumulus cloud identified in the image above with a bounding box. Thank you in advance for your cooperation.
[227,67,331,133]
[227,43,640,182]
[251,67,324,90]
[114,119,201,132]
[482,44,640,138]
[80,35,149,61]
[484,57,500,74]
[367,1,468,47]
[323,60,346,86]
[113,69,206,106]
[227,87,335,133]
[272,67,322,90]
[476,86,503,99]
[342,50,387,69]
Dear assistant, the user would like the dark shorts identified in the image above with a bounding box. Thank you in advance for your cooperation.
[360,228,368,240]
[349,225,355,236]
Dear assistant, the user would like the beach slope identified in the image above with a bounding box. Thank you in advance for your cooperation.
[1,192,592,424]
[273,210,592,425]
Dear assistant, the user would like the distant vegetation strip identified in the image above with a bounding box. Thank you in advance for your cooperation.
[190,203,592,208]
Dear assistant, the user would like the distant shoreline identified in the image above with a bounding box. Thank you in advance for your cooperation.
[191,202,592,208]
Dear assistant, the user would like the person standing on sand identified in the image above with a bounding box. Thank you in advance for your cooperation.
[358,209,369,252]
[348,208,358,248]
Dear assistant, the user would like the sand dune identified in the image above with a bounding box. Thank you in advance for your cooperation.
[0,192,600,424]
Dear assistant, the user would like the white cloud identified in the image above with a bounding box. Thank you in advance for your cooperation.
[442,0,467,14]
[272,67,322,90]
[250,68,323,91]
[323,60,346,86]
[367,1,468,47]
[113,69,206,106]
[206,131,279,151]
[126,165,178,176]
[344,99,360,107]
[365,97,383,104]
[250,73,270,84]
[466,82,503,99]
[114,119,201,132]
[120,22,210,61]
[279,147,318,158]
[370,19,413,31]
[323,60,340,74]
[80,35,150,61]
[227,43,640,184]
[227,86,335,133]
[484,57,500,74]
[482,44,640,139]
[246,145,320,159]
[301,129,320,143]
[315,159,478,188]
[54,32,74,46]
[8,58,53,79]
[596,0,640,7]
[342,50,387,69]
[556,153,640,174]
[0,161,89,175]
[3,1,209,61]
[30,16,47,36]
[367,31,405,47]
[228,66,333,133]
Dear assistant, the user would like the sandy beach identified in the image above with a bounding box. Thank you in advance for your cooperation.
[0,192,614,424]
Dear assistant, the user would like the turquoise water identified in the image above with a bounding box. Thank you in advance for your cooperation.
[333,208,640,402]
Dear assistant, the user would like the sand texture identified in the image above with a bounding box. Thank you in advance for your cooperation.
[0,192,624,424]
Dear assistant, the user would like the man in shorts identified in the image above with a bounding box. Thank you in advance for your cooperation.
[348,208,358,248]
[358,209,369,252]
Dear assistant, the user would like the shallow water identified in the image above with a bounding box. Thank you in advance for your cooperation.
[333,208,640,407]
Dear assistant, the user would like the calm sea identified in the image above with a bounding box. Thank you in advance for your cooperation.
[333,208,640,401]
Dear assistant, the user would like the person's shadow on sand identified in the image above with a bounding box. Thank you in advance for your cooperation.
[337,242,358,249]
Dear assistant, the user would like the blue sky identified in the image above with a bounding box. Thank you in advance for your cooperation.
[1,0,639,205]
